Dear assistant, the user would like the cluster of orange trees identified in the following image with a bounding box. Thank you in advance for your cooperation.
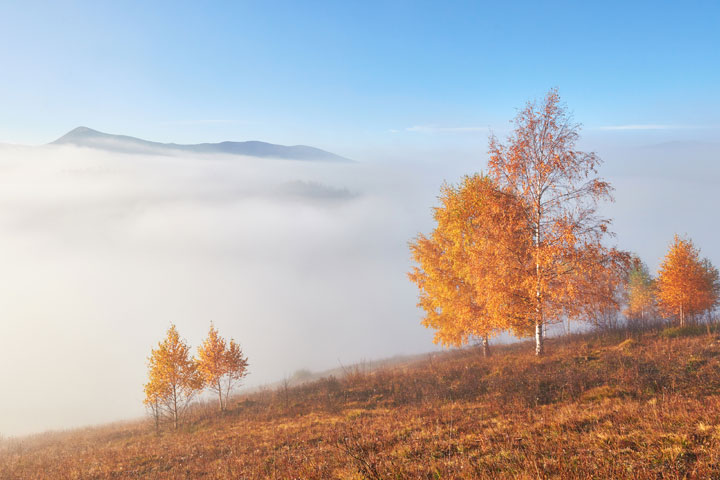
[627,236,720,326]
[143,324,248,429]
[409,89,719,356]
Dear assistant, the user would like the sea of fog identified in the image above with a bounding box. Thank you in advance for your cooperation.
[0,138,717,436]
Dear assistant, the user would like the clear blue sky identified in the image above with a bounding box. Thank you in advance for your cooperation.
[0,0,717,154]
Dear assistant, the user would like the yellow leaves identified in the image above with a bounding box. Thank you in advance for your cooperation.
[624,259,656,321]
[412,90,628,354]
[144,324,203,428]
[196,323,249,411]
[409,174,532,346]
[485,90,626,329]
[145,324,202,399]
[144,323,248,425]
[656,235,719,324]
[197,323,227,385]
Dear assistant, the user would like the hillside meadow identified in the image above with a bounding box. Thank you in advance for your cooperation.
[3,325,720,479]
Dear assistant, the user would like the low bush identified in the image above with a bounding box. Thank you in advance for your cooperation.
[659,324,710,338]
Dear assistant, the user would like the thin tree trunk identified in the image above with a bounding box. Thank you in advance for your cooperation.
[680,304,685,327]
[218,379,223,412]
[482,335,491,358]
[535,321,544,356]
[172,385,178,430]
[535,273,544,356]
[534,211,544,356]
[224,379,233,413]
[153,401,160,433]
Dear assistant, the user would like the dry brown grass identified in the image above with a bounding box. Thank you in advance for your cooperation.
[3,326,720,478]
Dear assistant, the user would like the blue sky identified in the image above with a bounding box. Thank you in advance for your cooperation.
[0,1,718,155]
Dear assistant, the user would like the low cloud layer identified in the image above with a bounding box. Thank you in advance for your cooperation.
[0,138,718,436]
[0,145,449,436]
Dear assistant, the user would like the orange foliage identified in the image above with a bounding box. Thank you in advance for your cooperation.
[656,235,719,325]
[411,90,629,355]
[144,324,203,429]
[409,174,532,348]
[197,323,249,412]
[487,89,628,353]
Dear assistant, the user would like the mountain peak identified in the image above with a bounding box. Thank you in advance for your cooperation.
[68,126,95,134]
[52,126,120,144]
[50,127,351,162]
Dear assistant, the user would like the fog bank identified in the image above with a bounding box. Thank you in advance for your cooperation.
[0,138,718,436]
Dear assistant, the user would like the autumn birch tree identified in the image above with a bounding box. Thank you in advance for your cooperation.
[624,257,656,325]
[657,235,720,326]
[197,323,249,412]
[487,89,627,355]
[409,174,532,354]
[144,325,203,429]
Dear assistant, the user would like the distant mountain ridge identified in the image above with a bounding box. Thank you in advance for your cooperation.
[50,127,351,162]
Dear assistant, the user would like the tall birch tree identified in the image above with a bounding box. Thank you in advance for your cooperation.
[487,89,627,355]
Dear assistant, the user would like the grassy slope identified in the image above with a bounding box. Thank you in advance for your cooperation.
[3,327,720,479]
